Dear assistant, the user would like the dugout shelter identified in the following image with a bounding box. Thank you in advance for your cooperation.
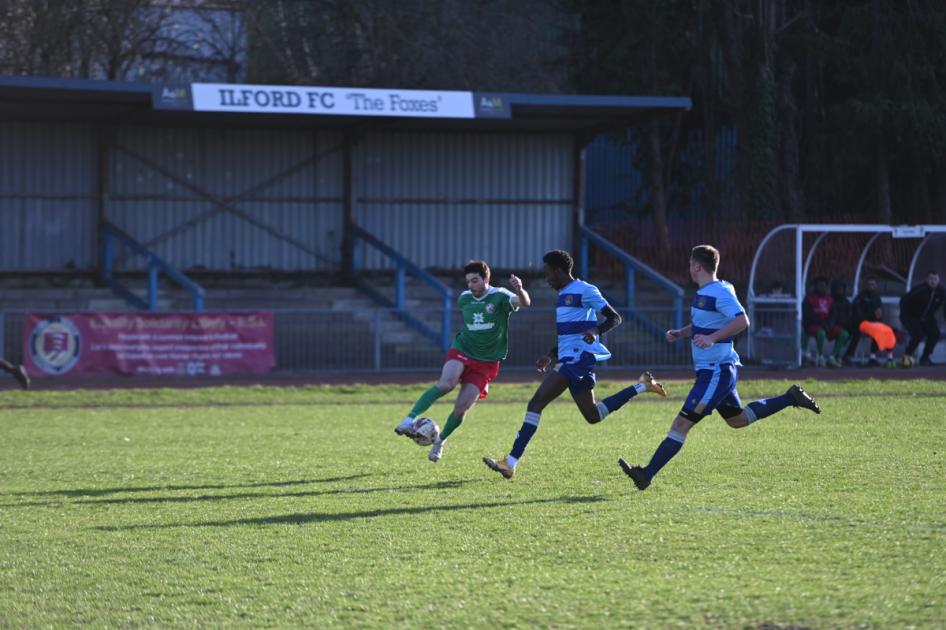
[747,224,946,366]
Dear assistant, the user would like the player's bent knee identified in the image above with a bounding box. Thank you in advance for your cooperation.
[583,410,601,424]
[724,412,749,428]
[437,379,459,392]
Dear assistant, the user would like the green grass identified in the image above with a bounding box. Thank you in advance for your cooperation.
[1,379,944,628]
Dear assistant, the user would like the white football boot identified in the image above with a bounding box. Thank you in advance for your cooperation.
[394,417,415,438]
[428,439,444,463]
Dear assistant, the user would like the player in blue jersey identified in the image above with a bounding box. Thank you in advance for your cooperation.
[618,245,821,490]
[483,249,667,479]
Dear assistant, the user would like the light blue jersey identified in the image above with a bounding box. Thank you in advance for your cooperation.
[690,280,744,369]
[556,279,612,362]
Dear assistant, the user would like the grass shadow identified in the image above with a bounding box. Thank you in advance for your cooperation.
[96,495,608,530]
[3,478,471,509]
[1,473,374,499]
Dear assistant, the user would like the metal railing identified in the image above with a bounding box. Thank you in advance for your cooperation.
[3,307,696,374]
[578,225,685,339]
[102,222,205,311]
[350,224,452,351]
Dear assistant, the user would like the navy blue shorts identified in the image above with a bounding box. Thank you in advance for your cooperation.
[554,351,597,396]
[680,363,743,422]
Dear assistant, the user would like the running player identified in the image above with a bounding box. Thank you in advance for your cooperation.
[618,244,821,490]
[482,249,666,479]
[394,260,530,462]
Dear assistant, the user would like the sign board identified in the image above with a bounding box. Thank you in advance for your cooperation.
[190,83,476,118]
[892,225,925,238]
[24,312,275,377]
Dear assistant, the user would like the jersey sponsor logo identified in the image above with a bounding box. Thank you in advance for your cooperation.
[29,316,82,375]
[467,312,495,331]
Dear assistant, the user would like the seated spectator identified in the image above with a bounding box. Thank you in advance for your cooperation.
[802,276,849,367]
[858,320,898,367]
[829,280,852,366]
[899,271,945,366]
[845,276,888,366]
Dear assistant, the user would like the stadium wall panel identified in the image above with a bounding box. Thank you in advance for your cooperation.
[108,126,345,271]
[0,121,98,269]
[353,132,574,269]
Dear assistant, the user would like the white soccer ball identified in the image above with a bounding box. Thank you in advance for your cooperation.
[412,417,440,446]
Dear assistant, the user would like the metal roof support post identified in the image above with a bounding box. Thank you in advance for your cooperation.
[852,232,883,298]
[342,132,356,278]
[579,232,589,280]
[0,311,5,360]
[95,127,111,279]
[802,231,828,286]
[906,234,933,290]
[441,293,451,352]
[571,135,589,261]
[795,226,804,367]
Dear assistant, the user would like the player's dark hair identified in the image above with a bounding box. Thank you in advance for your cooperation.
[542,250,573,274]
[464,260,490,280]
[690,245,719,273]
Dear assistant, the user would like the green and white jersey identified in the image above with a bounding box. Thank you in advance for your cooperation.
[451,286,519,362]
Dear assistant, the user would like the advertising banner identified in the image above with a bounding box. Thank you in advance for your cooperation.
[24,312,274,377]
[191,82,475,118]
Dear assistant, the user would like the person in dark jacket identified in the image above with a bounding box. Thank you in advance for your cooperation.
[899,271,945,366]
[827,280,852,367]
[845,277,885,365]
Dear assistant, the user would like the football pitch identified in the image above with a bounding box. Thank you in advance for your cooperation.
[1,379,944,628]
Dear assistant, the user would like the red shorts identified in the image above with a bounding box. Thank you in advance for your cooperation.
[805,324,846,340]
[445,348,500,399]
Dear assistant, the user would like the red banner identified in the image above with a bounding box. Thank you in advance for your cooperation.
[23,312,275,377]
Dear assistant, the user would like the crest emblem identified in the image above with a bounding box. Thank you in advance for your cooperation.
[485,303,495,314]
[29,316,82,375]
[564,295,574,305]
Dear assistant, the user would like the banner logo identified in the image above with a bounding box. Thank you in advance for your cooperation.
[29,317,82,375]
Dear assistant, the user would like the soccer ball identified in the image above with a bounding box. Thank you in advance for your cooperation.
[411,417,440,446]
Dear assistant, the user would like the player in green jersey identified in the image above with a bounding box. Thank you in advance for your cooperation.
[395,260,531,462]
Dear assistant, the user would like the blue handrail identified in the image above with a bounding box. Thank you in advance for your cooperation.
[350,225,452,350]
[578,224,684,338]
[101,222,205,311]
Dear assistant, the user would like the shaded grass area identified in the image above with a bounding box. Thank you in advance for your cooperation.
[2,378,946,409]
[1,382,944,627]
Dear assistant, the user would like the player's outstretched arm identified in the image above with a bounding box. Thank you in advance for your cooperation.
[666,324,692,342]
[509,274,531,307]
